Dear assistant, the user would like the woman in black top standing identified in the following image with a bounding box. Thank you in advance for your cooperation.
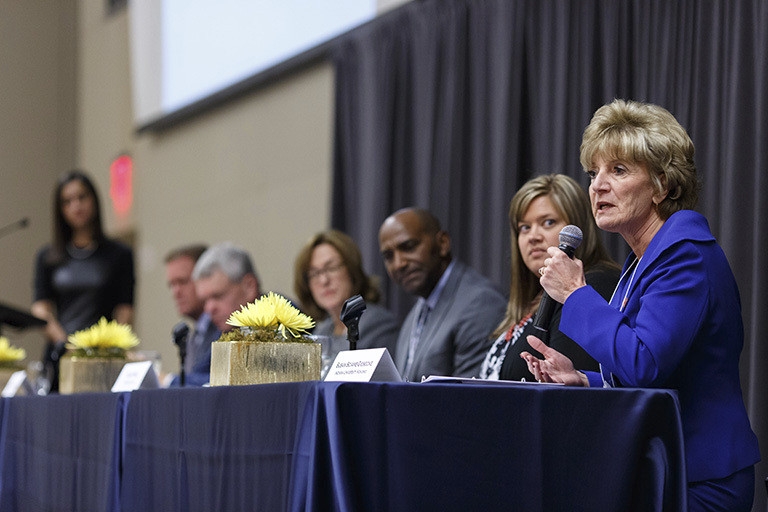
[32,170,135,392]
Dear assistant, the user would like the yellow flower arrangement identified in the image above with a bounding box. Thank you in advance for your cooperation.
[67,317,140,358]
[221,292,315,342]
[0,336,26,365]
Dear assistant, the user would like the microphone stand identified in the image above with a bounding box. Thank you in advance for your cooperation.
[172,322,190,386]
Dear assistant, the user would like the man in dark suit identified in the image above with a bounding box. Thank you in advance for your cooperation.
[165,244,221,386]
[378,207,506,381]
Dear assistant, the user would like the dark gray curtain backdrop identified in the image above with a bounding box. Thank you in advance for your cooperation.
[330,0,766,506]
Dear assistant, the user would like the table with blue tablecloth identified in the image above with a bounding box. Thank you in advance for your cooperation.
[0,391,127,512]
[0,381,686,511]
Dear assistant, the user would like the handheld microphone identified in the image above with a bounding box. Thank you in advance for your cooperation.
[532,225,583,334]
[172,322,190,385]
[340,294,366,351]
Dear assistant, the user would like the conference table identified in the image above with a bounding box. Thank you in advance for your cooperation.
[0,380,686,511]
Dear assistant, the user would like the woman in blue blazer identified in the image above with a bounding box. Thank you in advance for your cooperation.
[521,99,760,511]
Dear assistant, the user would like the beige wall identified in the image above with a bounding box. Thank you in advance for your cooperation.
[77,1,334,372]
[0,0,77,357]
[1,1,334,374]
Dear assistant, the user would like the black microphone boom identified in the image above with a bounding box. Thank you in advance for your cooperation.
[532,225,583,334]
[0,217,29,240]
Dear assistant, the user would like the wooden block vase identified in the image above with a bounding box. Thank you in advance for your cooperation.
[58,355,126,394]
[210,341,321,386]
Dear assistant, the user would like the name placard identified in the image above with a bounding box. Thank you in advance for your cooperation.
[2,370,30,397]
[324,348,401,382]
[111,361,159,392]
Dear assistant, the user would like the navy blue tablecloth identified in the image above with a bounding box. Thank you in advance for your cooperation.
[0,392,128,512]
[289,381,687,512]
[120,383,316,511]
[0,381,686,511]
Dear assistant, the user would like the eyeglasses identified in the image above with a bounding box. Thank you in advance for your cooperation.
[307,262,345,282]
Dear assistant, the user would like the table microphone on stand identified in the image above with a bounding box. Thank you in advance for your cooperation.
[172,322,190,386]
[340,294,366,351]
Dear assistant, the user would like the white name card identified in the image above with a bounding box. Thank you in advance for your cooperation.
[324,348,402,382]
[2,370,30,397]
[111,360,159,392]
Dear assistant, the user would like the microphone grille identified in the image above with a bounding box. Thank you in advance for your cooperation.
[559,225,583,250]
[172,321,190,341]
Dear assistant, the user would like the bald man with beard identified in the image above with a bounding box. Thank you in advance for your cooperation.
[379,207,506,381]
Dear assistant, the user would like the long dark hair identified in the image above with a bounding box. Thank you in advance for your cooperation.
[47,170,105,264]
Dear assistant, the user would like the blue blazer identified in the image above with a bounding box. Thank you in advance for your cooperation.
[560,210,760,482]
[395,261,506,382]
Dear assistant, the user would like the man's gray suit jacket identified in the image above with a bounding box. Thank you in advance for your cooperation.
[395,261,506,382]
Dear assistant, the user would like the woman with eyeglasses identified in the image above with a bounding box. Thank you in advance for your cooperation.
[293,230,399,364]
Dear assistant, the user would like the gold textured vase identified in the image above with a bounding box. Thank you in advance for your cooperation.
[210,341,321,386]
[58,355,126,394]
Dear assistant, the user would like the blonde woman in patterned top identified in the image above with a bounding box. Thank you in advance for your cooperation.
[480,174,619,381]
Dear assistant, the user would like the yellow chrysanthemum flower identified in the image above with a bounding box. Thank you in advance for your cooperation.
[0,336,26,363]
[226,292,314,339]
[67,317,140,351]
[271,293,315,338]
[227,297,278,329]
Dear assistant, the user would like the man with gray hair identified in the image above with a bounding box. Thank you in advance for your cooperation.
[193,242,261,332]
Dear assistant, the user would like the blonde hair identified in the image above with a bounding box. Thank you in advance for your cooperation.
[580,99,699,219]
[494,174,617,338]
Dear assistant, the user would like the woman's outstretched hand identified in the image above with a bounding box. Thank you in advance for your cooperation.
[520,335,589,387]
